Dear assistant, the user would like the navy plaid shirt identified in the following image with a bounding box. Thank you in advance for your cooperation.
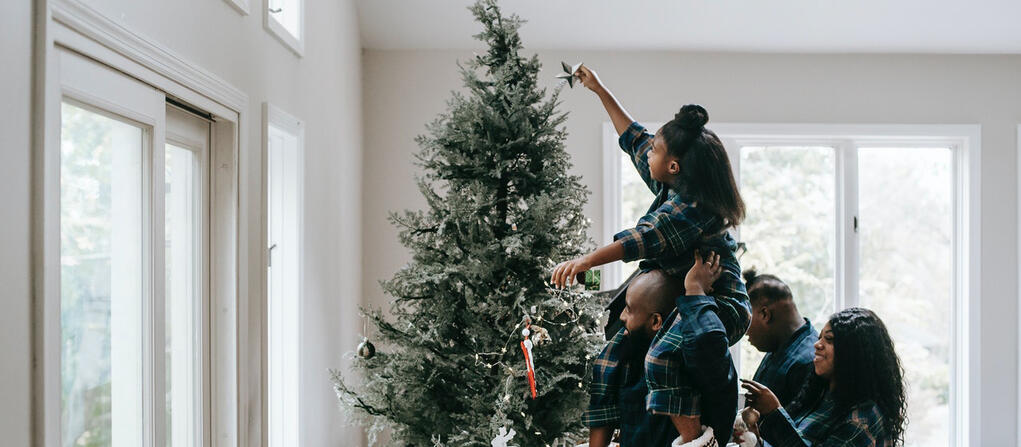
[584,328,678,446]
[614,121,750,346]
[585,295,737,445]
[646,295,737,444]
[759,393,891,447]
[752,319,818,406]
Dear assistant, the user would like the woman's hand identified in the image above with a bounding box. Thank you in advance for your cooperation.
[551,255,593,289]
[576,65,606,94]
[684,250,721,296]
[740,379,782,417]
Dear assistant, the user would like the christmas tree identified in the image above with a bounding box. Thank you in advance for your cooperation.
[331,1,604,445]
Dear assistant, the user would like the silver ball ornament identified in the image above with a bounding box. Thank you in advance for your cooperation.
[357,338,376,359]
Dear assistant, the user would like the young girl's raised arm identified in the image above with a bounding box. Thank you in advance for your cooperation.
[577,66,634,136]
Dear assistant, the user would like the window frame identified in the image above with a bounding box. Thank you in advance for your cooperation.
[262,102,305,447]
[35,2,253,446]
[224,0,250,16]
[263,0,305,57]
[602,121,981,446]
[164,104,213,447]
[57,52,164,445]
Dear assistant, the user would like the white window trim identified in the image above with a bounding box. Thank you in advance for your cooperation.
[602,121,981,447]
[165,104,213,447]
[263,0,304,57]
[601,122,622,290]
[34,1,256,446]
[261,102,305,447]
[224,0,250,16]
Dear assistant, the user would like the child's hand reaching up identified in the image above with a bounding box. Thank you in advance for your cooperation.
[575,65,605,94]
[684,250,721,296]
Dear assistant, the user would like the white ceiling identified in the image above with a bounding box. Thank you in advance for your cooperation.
[356,0,1021,53]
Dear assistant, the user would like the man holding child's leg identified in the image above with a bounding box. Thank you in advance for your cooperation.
[583,252,730,447]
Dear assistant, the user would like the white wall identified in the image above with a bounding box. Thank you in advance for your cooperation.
[1,0,34,445]
[362,49,1021,446]
[6,0,364,445]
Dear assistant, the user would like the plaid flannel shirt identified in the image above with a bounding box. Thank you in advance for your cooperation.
[760,394,891,447]
[614,121,750,346]
[583,328,678,446]
[752,319,819,406]
[584,297,738,435]
[585,328,632,427]
[645,295,737,444]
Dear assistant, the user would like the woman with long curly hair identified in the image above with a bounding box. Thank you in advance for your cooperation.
[741,307,907,446]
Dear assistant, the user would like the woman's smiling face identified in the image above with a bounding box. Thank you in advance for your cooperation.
[813,323,836,378]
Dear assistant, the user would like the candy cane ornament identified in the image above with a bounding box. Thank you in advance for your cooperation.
[520,324,537,399]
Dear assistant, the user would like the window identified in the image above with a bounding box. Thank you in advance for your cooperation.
[604,123,979,446]
[165,106,211,447]
[41,10,248,447]
[54,48,222,447]
[265,104,304,447]
[733,145,837,380]
[264,0,304,56]
[60,99,146,447]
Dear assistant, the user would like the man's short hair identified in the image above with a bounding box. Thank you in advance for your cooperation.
[743,268,792,303]
[630,270,683,316]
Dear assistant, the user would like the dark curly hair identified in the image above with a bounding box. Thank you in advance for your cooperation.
[658,104,745,228]
[789,308,907,445]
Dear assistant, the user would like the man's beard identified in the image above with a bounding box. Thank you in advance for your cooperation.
[620,328,654,361]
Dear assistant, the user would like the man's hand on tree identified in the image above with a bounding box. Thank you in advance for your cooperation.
[551,255,593,289]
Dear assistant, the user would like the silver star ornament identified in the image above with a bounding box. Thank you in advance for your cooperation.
[555,61,583,88]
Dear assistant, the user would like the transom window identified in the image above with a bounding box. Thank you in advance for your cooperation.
[265,0,304,56]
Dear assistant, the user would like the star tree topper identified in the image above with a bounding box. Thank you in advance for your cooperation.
[555,61,583,87]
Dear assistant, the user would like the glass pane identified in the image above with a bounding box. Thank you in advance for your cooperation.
[61,101,144,447]
[166,144,200,447]
[859,147,952,447]
[268,124,300,447]
[738,146,836,380]
[269,0,301,39]
[618,150,657,280]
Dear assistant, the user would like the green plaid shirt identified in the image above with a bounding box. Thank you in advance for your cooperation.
[585,295,737,444]
[760,394,891,447]
[645,294,737,444]
[583,328,678,446]
[584,328,631,427]
[614,121,750,346]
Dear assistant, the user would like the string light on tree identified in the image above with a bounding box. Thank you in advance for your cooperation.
[330,1,603,444]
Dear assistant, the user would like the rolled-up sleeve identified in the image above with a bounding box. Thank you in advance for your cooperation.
[613,200,716,262]
[618,121,651,156]
[618,121,663,195]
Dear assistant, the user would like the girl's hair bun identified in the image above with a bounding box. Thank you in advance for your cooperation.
[742,268,758,285]
[676,104,709,131]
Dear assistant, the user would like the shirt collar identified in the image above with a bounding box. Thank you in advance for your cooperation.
[778,318,814,354]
